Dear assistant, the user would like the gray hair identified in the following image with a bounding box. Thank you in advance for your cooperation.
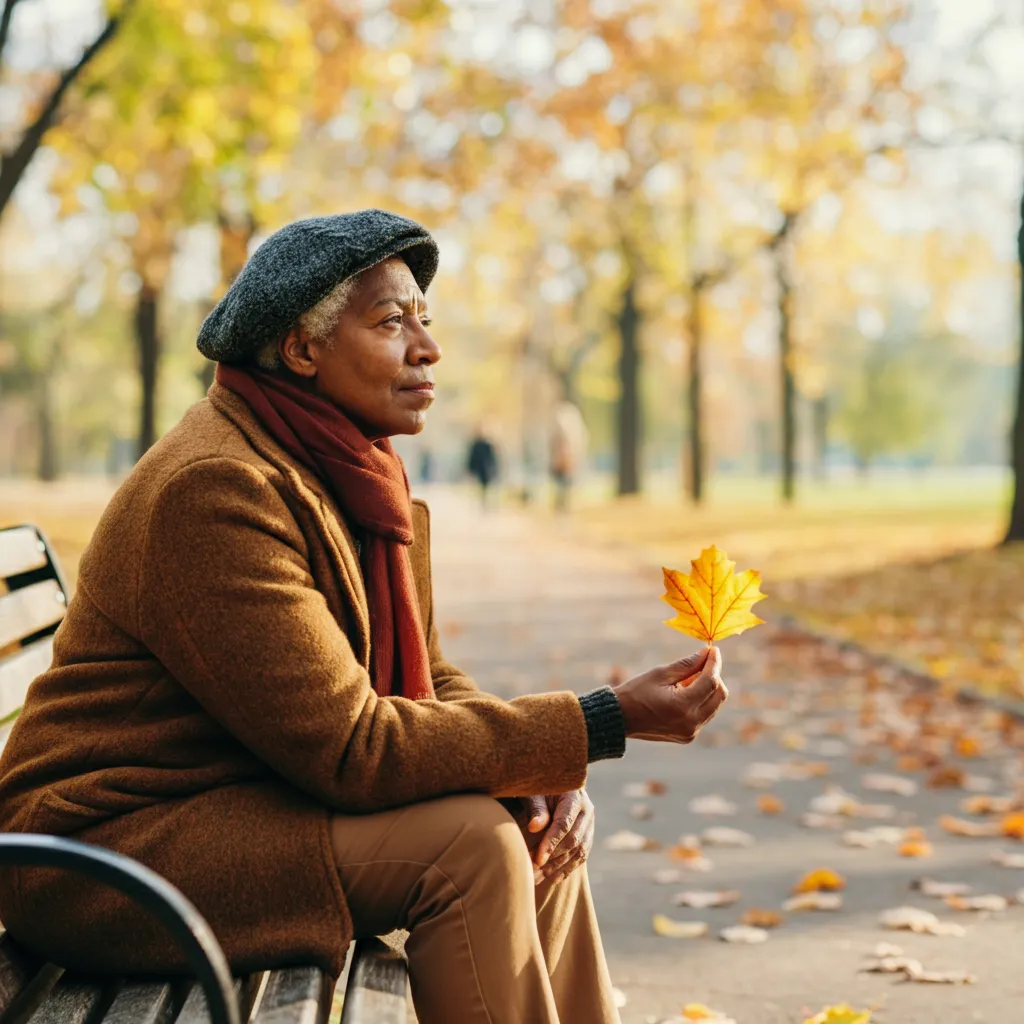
[251,274,359,371]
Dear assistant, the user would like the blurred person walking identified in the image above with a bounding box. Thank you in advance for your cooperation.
[466,426,499,510]
[550,400,588,513]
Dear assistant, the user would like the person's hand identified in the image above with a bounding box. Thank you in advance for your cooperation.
[519,789,595,885]
[612,646,728,743]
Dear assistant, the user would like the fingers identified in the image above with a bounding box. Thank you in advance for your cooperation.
[663,647,712,684]
[535,791,584,868]
[524,794,550,834]
[537,795,595,884]
[683,646,722,702]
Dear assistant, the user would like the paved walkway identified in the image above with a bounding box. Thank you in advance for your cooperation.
[422,485,1024,1024]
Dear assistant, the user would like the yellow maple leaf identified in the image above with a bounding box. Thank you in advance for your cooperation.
[662,546,766,645]
[793,867,846,894]
[802,1006,871,1024]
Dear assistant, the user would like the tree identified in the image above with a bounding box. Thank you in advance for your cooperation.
[0,0,135,224]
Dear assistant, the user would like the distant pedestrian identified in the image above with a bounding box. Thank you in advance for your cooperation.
[550,400,588,512]
[467,428,499,509]
[418,447,435,484]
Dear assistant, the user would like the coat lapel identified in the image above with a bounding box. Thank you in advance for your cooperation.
[207,384,372,664]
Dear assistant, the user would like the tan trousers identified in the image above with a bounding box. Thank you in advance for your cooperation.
[330,793,622,1024]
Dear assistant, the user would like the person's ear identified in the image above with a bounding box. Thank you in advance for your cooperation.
[278,326,317,379]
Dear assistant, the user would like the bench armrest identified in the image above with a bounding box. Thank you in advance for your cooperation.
[0,834,240,1024]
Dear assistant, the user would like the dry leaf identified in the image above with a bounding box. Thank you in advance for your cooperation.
[879,906,966,936]
[955,735,982,758]
[662,547,767,644]
[898,838,934,858]
[959,794,1014,816]
[672,889,741,909]
[783,892,843,911]
[700,827,755,847]
[793,868,846,894]
[809,788,859,815]
[719,924,770,944]
[740,908,783,928]
[862,955,924,975]
[801,1007,871,1024]
[911,878,972,898]
[842,826,905,848]
[630,803,654,820]
[603,829,660,852]
[991,849,1024,868]
[938,815,1000,838]
[862,773,918,797]
[679,1004,737,1023]
[873,942,904,957]
[652,914,709,939]
[689,794,738,816]
[928,766,966,789]
[908,967,976,984]
[944,893,1008,912]
[1001,812,1024,839]
[652,868,684,885]
[623,780,667,798]
[758,793,785,815]
[801,812,846,830]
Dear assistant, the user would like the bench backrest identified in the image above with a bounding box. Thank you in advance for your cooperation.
[0,525,68,753]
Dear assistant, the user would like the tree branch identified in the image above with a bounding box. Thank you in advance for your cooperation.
[0,0,22,70]
[0,0,136,222]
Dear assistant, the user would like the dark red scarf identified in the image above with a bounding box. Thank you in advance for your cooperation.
[215,364,434,701]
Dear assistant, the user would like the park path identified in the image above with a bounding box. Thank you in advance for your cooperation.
[421,485,1024,1024]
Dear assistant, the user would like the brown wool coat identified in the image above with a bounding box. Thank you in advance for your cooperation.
[0,384,590,979]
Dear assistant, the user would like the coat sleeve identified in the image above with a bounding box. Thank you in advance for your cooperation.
[137,458,589,813]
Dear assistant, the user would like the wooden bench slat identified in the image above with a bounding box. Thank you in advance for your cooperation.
[100,981,175,1024]
[0,580,66,651]
[339,938,407,1024]
[0,636,53,723]
[0,528,47,581]
[0,931,42,1015]
[252,966,333,1024]
[25,975,107,1023]
[177,973,265,1023]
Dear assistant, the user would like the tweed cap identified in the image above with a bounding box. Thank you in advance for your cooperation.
[197,209,439,363]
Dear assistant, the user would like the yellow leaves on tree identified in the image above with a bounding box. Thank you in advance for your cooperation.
[663,546,767,645]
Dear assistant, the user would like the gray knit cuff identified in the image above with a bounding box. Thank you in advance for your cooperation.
[577,686,627,763]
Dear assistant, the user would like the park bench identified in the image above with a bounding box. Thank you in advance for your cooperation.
[0,523,409,1024]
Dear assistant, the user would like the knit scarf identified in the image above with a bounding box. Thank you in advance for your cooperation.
[215,364,434,701]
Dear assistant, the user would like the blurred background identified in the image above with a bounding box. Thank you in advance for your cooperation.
[0,0,1022,696]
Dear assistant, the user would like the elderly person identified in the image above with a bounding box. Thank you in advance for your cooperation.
[0,210,728,1024]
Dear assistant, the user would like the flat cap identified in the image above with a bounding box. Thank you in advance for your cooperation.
[197,209,439,363]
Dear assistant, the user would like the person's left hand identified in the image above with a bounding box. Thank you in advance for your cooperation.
[521,789,595,885]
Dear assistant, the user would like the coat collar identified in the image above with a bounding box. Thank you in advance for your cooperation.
[206,382,371,642]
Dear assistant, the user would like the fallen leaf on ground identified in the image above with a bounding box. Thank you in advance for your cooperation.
[860,956,975,984]
[991,849,1024,868]
[666,845,714,871]
[1001,812,1024,839]
[809,789,859,815]
[911,878,972,898]
[862,773,918,797]
[662,547,767,643]
[898,836,934,858]
[652,914,709,939]
[879,906,966,936]
[793,867,846,893]
[959,794,1015,815]
[873,942,904,957]
[801,812,846,830]
[757,793,785,815]
[652,868,684,885]
[842,826,905,848]
[679,1004,737,1023]
[689,795,738,816]
[944,893,1008,912]
[630,803,653,820]
[719,924,770,944]
[672,889,741,909]
[603,829,660,852]
[955,735,983,758]
[938,815,1000,838]
[909,967,977,984]
[861,955,924,975]
[783,892,843,911]
[623,780,667,798]
[963,774,996,792]
[700,827,755,847]
[740,908,783,928]
[801,1004,871,1024]
[928,766,966,789]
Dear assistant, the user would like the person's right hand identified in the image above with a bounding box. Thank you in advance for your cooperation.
[611,647,727,743]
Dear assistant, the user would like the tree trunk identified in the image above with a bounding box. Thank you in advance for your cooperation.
[616,270,641,496]
[774,244,797,504]
[812,395,829,482]
[135,283,160,459]
[1005,177,1024,543]
[36,373,57,481]
[687,282,705,503]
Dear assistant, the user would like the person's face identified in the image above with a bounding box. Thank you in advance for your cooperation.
[278,257,440,438]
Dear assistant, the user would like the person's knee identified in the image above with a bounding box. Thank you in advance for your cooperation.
[443,795,534,886]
